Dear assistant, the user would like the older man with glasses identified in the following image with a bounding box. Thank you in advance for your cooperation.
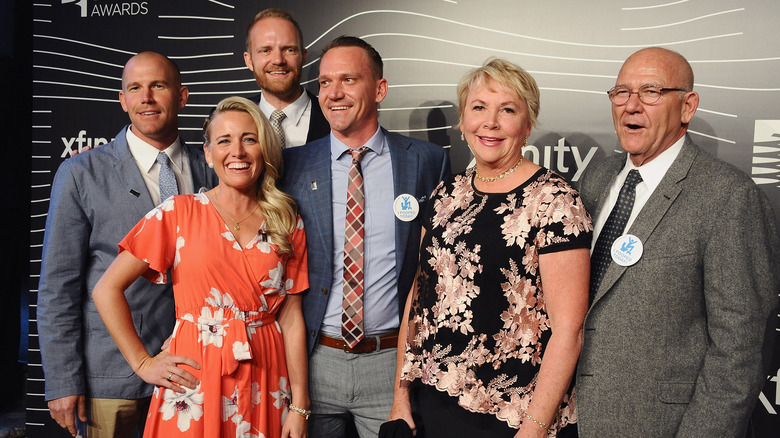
[575,47,779,437]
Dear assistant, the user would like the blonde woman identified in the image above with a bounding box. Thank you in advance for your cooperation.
[93,96,310,437]
[389,60,592,437]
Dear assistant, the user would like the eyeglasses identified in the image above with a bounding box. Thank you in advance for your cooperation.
[607,85,688,105]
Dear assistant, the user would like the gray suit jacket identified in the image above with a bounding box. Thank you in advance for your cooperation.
[38,125,218,400]
[576,136,779,437]
[279,128,451,354]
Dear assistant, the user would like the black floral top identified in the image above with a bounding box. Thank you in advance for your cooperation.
[401,167,592,432]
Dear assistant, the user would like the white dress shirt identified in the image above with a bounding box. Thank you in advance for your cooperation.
[257,90,313,148]
[125,127,193,206]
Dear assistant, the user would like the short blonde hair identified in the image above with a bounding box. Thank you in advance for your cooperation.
[203,96,298,257]
[457,58,540,129]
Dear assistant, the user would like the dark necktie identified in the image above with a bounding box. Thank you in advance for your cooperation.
[157,151,179,201]
[590,169,643,300]
[342,147,369,348]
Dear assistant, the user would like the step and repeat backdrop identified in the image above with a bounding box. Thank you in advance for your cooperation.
[29,0,780,436]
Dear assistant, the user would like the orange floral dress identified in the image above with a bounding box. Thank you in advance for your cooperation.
[118,192,308,437]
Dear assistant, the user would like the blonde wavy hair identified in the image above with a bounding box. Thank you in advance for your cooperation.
[203,96,298,257]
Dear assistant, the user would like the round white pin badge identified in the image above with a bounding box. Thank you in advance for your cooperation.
[610,234,643,267]
[393,194,419,222]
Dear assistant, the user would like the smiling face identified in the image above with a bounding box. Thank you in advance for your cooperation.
[317,46,388,147]
[204,110,265,193]
[612,48,699,166]
[119,52,188,150]
[460,78,531,170]
[243,17,305,107]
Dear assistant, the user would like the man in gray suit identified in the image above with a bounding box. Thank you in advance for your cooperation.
[38,51,217,438]
[576,47,779,437]
[280,36,450,437]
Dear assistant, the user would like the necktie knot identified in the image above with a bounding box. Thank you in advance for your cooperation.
[348,147,369,163]
[156,150,170,166]
[270,109,286,124]
[624,169,643,189]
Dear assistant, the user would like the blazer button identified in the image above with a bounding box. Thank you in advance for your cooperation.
[321,288,328,295]
[310,329,316,337]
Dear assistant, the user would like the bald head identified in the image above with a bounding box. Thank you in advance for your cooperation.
[620,47,694,91]
[122,51,182,90]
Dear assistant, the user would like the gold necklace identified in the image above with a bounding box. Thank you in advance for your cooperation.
[212,188,259,231]
[475,158,523,183]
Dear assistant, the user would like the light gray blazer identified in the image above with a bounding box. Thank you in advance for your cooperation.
[38,125,218,400]
[576,136,779,437]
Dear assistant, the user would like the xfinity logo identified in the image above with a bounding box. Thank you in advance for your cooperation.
[62,0,149,17]
[61,130,112,158]
[525,137,598,182]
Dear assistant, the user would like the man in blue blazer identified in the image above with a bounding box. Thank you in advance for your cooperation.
[244,8,329,147]
[280,36,450,437]
[38,52,217,438]
[576,47,779,437]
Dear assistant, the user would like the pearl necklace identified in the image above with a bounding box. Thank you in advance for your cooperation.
[475,158,523,183]
[212,188,259,231]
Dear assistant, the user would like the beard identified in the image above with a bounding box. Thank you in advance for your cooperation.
[254,68,301,99]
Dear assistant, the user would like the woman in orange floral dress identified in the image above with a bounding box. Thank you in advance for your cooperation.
[94,96,310,437]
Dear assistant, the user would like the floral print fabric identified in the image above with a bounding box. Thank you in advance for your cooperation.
[401,168,592,433]
[119,193,308,437]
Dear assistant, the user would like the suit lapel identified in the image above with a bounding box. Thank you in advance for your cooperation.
[594,137,698,303]
[110,127,156,216]
[386,129,419,275]
[303,139,335,267]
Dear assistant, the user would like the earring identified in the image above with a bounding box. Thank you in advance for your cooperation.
[524,137,528,146]
[207,162,214,168]
[460,132,465,141]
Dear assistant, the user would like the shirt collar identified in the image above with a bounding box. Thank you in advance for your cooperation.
[329,125,385,161]
[619,135,685,193]
[125,126,184,174]
[258,88,310,126]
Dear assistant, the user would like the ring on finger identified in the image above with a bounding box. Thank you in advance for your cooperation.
[167,372,173,380]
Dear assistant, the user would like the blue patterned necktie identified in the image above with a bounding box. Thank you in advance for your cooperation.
[590,169,643,301]
[157,151,179,201]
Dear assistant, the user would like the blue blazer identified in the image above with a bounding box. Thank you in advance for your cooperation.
[38,125,218,400]
[280,128,451,354]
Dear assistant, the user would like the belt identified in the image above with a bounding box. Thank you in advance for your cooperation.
[318,331,399,354]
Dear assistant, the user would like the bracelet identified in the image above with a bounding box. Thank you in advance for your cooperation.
[289,404,311,420]
[522,411,551,433]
